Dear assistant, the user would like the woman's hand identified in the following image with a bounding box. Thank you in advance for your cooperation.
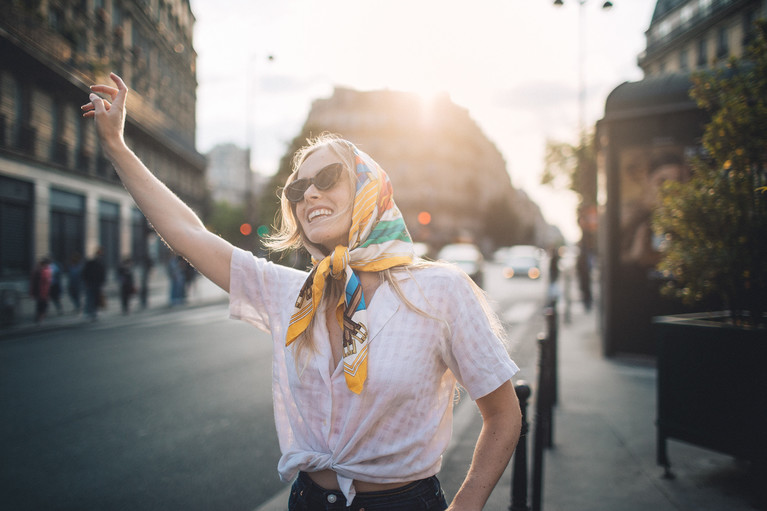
[81,72,128,160]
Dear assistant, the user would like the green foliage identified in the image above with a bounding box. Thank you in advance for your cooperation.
[653,20,767,325]
[542,131,598,207]
[207,200,249,248]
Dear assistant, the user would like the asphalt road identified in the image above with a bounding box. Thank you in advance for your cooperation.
[0,262,549,510]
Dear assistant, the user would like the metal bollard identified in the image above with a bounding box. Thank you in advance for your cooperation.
[544,302,559,408]
[510,382,531,511]
[531,333,550,511]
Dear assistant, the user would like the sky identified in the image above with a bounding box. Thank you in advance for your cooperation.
[189,0,658,242]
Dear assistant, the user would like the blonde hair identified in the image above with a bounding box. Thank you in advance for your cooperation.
[264,134,507,371]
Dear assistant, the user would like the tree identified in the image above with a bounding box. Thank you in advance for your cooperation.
[653,20,767,326]
[207,200,250,249]
[541,130,597,208]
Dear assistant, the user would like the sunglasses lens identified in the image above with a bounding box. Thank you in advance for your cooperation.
[285,180,308,202]
[285,163,343,202]
[314,163,342,190]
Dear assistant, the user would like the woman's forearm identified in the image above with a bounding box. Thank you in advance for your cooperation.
[107,143,206,255]
[449,381,522,510]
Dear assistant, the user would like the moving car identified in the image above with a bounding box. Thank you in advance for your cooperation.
[437,242,484,287]
[503,246,543,279]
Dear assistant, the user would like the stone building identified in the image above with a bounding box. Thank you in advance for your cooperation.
[206,144,251,206]
[597,0,766,356]
[0,0,206,306]
[301,87,546,253]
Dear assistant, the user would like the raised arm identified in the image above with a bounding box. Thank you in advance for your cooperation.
[82,73,233,292]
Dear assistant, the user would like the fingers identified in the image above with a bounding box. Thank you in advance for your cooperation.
[81,72,127,118]
[89,93,107,115]
[81,96,110,118]
[90,85,118,99]
[109,72,128,110]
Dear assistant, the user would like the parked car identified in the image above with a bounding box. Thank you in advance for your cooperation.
[437,243,484,287]
[503,252,542,279]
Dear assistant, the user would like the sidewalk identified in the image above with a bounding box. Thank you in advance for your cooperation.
[489,301,765,511]
[0,270,228,340]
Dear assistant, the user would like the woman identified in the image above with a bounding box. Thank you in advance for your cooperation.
[83,73,521,510]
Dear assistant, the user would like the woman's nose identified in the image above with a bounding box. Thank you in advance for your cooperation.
[304,183,321,200]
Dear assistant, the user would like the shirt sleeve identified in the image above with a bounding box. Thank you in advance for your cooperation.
[438,269,519,400]
[228,247,308,335]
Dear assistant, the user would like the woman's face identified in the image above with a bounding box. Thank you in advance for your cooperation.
[293,146,355,253]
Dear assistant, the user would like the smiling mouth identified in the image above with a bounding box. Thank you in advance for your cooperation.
[308,208,333,223]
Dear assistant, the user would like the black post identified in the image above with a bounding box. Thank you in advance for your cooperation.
[545,301,559,408]
[510,382,531,511]
[531,332,551,511]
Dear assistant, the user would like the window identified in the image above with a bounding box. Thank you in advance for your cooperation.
[679,48,689,71]
[716,26,729,58]
[50,189,85,269]
[131,208,149,264]
[697,37,708,68]
[0,176,34,278]
[98,200,120,278]
[743,10,758,46]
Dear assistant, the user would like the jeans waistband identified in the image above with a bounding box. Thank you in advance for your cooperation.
[291,471,448,510]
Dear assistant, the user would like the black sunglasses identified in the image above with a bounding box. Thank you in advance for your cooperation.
[285,163,345,203]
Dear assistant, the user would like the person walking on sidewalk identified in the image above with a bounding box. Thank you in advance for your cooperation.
[30,257,53,324]
[82,248,106,321]
[118,257,136,314]
[83,73,522,511]
[67,252,84,313]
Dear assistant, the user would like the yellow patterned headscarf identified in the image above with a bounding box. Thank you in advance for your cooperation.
[286,144,414,394]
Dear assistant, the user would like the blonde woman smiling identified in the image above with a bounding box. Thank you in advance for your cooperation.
[83,73,522,511]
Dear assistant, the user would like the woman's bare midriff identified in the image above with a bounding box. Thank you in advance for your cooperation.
[308,469,414,492]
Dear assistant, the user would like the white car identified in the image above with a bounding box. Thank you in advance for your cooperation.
[437,243,484,287]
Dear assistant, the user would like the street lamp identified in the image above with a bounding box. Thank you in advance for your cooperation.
[553,0,613,138]
[552,0,613,310]
[244,54,275,248]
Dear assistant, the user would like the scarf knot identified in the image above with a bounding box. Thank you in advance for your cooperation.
[329,246,349,280]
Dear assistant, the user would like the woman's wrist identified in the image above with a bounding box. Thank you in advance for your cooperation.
[101,138,131,162]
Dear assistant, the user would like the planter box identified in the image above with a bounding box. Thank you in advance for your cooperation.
[654,312,767,473]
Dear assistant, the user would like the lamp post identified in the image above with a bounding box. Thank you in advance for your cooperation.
[553,0,613,140]
[552,0,612,312]
[244,54,275,250]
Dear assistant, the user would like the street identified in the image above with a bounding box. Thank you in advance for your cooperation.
[0,261,550,510]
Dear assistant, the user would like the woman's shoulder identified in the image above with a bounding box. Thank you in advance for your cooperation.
[396,260,473,292]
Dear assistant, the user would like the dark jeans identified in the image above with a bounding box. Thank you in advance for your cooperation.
[288,472,448,511]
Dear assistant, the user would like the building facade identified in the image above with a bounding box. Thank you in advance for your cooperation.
[301,87,549,253]
[639,0,764,75]
[206,144,251,206]
[0,0,206,306]
[596,0,766,356]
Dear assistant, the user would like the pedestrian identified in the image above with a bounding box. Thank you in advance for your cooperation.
[84,73,522,510]
[138,257,152,309]
[67,252,84,313]
[118,257,135,314]
[82,247,106,321]
[547,246,561,305]
[30,257,53,323]
[48,259,63,315]
[167,255,186,306]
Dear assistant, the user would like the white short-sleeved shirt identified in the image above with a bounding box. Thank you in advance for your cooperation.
[228,248,518,504]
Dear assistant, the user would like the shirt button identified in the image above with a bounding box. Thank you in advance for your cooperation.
[326,494,337,504]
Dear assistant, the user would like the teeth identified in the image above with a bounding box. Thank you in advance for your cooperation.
[308,209,332,223]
